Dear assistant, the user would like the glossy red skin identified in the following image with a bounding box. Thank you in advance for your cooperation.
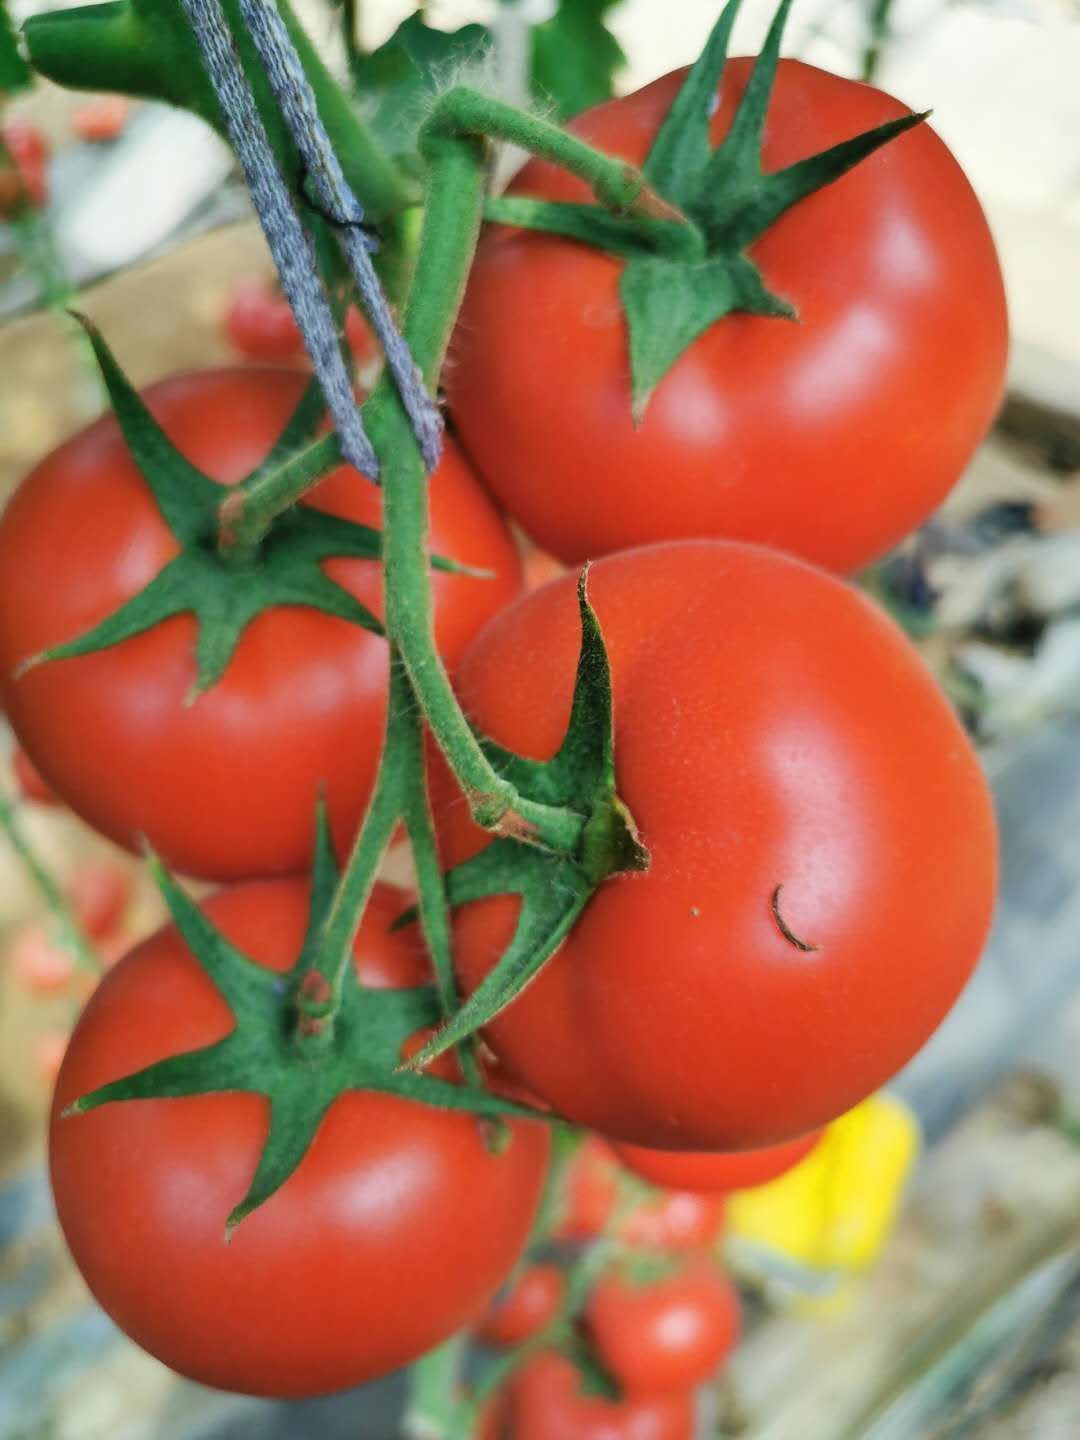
[508,1350,694,1440]
[614,1131,823,1194]
[435,541,997,1149]
[50,879,549,1398]
[448,60,1007,574]
[0,122,49,212]
[477,1263,566,1346]
[587,1261,741,1395]
[0,368,522,880]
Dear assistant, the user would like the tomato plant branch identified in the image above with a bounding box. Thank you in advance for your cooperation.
[23,0,415,225]
[367,131,584,852]
[0,790,103,977]
[428,86,683,222]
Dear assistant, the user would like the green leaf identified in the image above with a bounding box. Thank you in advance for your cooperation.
[620,251,793,417]
[530,0,625,121]
[0,0,30,93]
[351,14,492,162]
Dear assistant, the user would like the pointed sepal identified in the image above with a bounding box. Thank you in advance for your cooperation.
[406,571,647,1071]
[494,0,929,417]
[60,843,552,1236]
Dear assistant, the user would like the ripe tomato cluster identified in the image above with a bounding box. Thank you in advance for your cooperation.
[0,7,1005,1431]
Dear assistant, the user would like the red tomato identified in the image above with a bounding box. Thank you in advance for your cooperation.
[587,1260,740,1395]
[448,61,1007,574]
[0,368,522,880]
[507,1350,693,1440]
[12,744,59,806]
[553,1138,723,1248]
[614,1132,823,1194]
[9,925,75,995]
[50,879,549,1397]
[224,283,306,364]
[72,97,130,144]
[226,282,379,373]
[0,122,49,213]
[477,1263,566,1346]
[67,860,130,940]
[434,542,997,1149]
[621,1192,725,1253]
[554,1136,619,1240]
[345,305,379,373]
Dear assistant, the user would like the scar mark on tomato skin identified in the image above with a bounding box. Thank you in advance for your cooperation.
[770,885,819,953]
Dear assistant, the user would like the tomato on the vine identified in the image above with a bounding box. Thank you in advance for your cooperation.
[224,283,306,364]
[448,61,1007,573]
[225,282,378,373]
[614,1132,823,1194]
[587,1260,741,1395]
[0,368,522,880]
[435,541,997,1149]
[50,879,550,1397]
[0,122,49,214]
[72,97,130,144]
[477,1263,566,1346]
[622,1191,726,1253]
[506,1349,694,1440]
[554,1138,724,1249]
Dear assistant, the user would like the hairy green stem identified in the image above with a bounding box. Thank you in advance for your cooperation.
[431,86,682,221]
[223,90,684,549]
[368,132,581,851]
[0,791,102,977]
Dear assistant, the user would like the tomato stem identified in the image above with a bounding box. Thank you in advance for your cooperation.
[220,91,687,555]
[427,87,685,223]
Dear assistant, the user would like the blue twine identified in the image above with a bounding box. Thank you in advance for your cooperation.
[238,0,443,474]
[178,0,380,479]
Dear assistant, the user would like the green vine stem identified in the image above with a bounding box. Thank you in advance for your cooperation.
[220,86,690,557]
[0,790,103,977]
[219,87,693,850]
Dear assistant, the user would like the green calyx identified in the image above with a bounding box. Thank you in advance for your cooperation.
[62,811,543,1237]
[485,0,928,418]
[405,569,648,1074]
[17,318,474,701]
